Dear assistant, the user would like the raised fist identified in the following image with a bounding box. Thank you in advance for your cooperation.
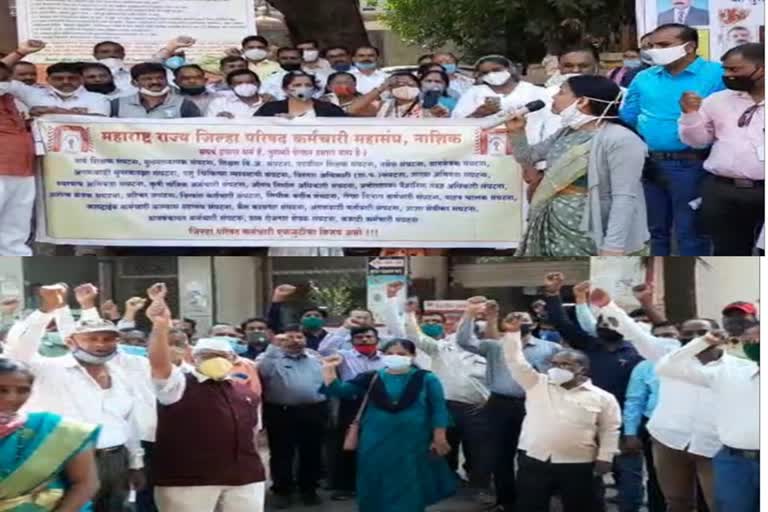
[680,92,703,114]
[272,284,296,303]
[590,288,611,309]
[74,283,98,308]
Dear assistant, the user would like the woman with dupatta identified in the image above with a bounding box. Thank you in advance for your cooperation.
[320,339,457,512]
[509,75,650,256]
[0,357,99,512]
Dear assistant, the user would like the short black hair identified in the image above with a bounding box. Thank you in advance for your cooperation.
[220,55,247,68]
[242,35,269,47]
[240,316,269,331]
[350,326,379,339]
[354,45,380,56]
[0,357,34,382]
[324,46,350,56]
[283,323,303,333]
[226,69,260,86]
[282,70,317,89]
[173,64,205,78]
[80,62,112,75]
[381,338,417,355]
[277,47,301,57]
[297,39,319,48]
[11,61,36,70]
[182,317,197,329]
[300,306,328,318]
[654,23,699,46]
[558,45,600,62]
[418,53,434,63]
[344,306,374,317]
[722,43,764,66]
[46,62,82,77]
[130,62,167,81]
[421,311,446,322]
[93,41,125,54]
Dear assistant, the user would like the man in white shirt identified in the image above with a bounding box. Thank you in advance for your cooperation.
[4,283,145,512]
[207,69,265,118]
[452,55,560,144]
[655,326,760,512]
[432,52,474,97]
[93,40,136,93]
[81,62,134,99]
[261,47,329,101]
[500,318,621,511]
[350,46,388,94]
[593,286,725,512]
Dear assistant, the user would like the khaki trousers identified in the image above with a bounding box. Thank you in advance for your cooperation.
[651,438,714,512]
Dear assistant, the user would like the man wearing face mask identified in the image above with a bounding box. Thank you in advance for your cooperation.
[432,52,473,96]
[621,24,724,256]
[656,327,759,512]
[146,286,266,512]
[111,62,201,118]
[452,55,559,143]
[721,302,759,359]
[173,64,215,112]
[545,45,602,96]
[609,48,643,88]
[318,307,375,353]
[297,40,331,75]
[542,273,644,512]
[208,56,248,93]
[4,283,145,512]
[325,46,353,72]
[456,302,560,511]
[264,284,332,351]
[350,45,387,94]
[259,47,317,100]
[81,62,131,99]
[93,40,135,93]
[235,35,280,79]
[259,325,328,508]
[499,318,621,512]
[240,316,273,360]
[679,43,764,256]
[592,286,726,512]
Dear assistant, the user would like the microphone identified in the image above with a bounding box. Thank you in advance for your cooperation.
[479,99,547,129]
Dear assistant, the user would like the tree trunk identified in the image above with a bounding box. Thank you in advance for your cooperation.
[267,0,370,50]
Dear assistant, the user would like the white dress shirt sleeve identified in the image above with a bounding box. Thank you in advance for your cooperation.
[596,394,622,462]
[500,331,543,390]
[451,87,482,119]
[654,337,717,388]
[126,398,145,469]
[4,310,54,363]
[381,297,407,339]
[599,301,681,362]
[6,80,45,107]
[152,365,188,406]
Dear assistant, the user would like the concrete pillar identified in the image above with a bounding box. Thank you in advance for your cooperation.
[0,1,18,53]
[178,257,214,336]
[213,257,264,327]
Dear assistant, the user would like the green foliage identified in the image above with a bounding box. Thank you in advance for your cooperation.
[307,275,356,318]
[383,0,634,62]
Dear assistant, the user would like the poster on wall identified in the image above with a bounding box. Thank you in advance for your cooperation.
[637,0,764,61]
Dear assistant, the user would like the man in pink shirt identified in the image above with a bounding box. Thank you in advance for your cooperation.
[679,43,764,255]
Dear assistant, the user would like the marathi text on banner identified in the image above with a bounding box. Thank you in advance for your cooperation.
[15,0,256,65]
[34,117,524,248]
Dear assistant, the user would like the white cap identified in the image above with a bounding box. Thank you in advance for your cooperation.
[72,319,121,336]
[192,337,235,355]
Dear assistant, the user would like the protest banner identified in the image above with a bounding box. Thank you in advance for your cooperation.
[367,257,407,325]
[15,0,255,65]
[33,116,524,248]
[636,0,764,60]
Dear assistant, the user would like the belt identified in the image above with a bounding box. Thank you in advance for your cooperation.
[648,150,708,161]
[490,392,525,401]
[724,445,759,460]
[713,175,764,188]
[96,445,125,455]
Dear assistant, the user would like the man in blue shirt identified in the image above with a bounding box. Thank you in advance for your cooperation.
[621,24,724,255]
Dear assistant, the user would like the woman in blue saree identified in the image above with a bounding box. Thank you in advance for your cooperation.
[320,339,457,512]
[0,357,100,512]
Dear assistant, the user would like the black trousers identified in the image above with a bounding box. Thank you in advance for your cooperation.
[699,174,764,255]
[516,452,598,512]
[264,402,328,496]
[135,441,157,512]
[486,393,526,508]
[93,446,130,512]
[445,400,493,489]
[329,398,360,492]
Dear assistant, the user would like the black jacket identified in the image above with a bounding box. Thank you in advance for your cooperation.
[254,99,346,117]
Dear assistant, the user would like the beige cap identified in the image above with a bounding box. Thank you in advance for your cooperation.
[72,319,121,336]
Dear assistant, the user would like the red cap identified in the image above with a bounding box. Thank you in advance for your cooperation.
[722,301,757,316]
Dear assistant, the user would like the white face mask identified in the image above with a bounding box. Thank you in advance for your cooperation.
[0,82,10,95]
[392,86,420,101]
[475,320,488,333]
[302,49,320,63]
[559,101,598,129]
[382,354,413,370]
[243,48,268,62]
[645,43,689,66]
[99,58,124,70]
[140,86,170,97]
[482,70,512,87]
[233,83,259,98]
[547,367,575,385]
[289,86,314,100]
[51,86,78,98]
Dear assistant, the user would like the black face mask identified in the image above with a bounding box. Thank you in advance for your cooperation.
[723,316,753,337]
[281,63,302,72]
[597,327,623,344]
[85,82,117,94]
[723,70,760,92]
[179,85,207,96]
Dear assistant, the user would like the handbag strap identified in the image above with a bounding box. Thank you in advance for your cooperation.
[352,373,378,424]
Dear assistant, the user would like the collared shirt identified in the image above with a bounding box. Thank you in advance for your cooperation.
[500,331,621,463]
[0,94,34,177]
[674,7,691,24]
[4,309,144,468]
[111,68,136,93]
[599,301,723,457]
[248,59,282,81]
[257,345,326,405]
[456,317,560,397]
[620,58,724,151]
[451,81,561,144]
[350,68,389,94]
[101,87,136,100]
[336,349,385,381]
[8,81,110,116]
[111,93,201,118]
[261,70,328,101]
[448,74,475,97]
[181,91,216,113]
[206,94,264,118]
[623,360,658,436]
[655,338,759,451]
[678,89,764,180]
[544,295,643,408]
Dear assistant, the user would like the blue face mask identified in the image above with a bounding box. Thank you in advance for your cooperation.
[332,63,352,72]
[223,337,248,355]
[538,330,562,343]
[165,56,186,70]
[623,59,642,69]
[355,61,377,71]
[442,63,457,74]
[119,344,148,357]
